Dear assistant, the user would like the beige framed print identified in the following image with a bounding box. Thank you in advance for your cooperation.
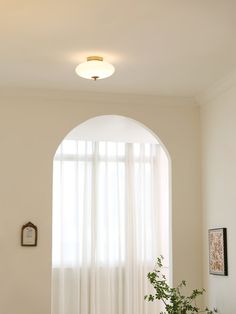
[21,222,38,246]
[208,228,228,276]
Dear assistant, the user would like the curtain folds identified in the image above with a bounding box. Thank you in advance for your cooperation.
[52,140,168,314]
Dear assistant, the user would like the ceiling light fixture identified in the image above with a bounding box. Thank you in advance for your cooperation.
[75,56,115,81]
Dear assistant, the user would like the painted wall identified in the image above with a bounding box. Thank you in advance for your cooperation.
[0,89,201,314]
[201,86,236,313]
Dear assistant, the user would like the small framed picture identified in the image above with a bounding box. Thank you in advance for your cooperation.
[208,228,228,276]
[21,222,38,246]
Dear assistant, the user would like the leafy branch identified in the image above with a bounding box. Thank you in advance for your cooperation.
[145,256,217,314]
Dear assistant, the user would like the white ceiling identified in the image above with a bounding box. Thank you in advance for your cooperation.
[1,0,236,96]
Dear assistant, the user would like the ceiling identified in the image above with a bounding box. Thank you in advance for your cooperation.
[1,0,236,96]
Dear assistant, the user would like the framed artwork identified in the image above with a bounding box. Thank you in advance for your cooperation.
[208,228,228,276]
[21,222,38,246]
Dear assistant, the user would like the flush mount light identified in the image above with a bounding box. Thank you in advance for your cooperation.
[75,56,115,81]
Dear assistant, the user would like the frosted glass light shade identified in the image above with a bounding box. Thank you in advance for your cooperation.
[75,56,115,80]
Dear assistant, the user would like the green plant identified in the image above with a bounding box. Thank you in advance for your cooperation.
[144,256,217,314]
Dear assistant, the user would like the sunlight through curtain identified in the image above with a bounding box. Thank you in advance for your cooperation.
[52,140,169,314]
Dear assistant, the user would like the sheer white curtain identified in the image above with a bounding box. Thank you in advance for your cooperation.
[52,140,169,314]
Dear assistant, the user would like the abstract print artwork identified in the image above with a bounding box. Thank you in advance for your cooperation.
[208,228,228,276]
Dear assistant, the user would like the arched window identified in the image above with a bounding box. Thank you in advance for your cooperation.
[52,115,171,314]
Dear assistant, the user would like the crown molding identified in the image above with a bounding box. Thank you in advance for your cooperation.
[0,86,195,107]
[196,69,236,105]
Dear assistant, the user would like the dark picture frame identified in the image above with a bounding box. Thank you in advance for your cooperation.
[21,222,38,246]
[208,228,228,276]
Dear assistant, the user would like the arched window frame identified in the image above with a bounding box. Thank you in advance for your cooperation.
[52,115,172,314]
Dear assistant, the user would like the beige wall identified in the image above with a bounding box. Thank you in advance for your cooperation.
[0,89,201,314]
[201,86,236,313]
